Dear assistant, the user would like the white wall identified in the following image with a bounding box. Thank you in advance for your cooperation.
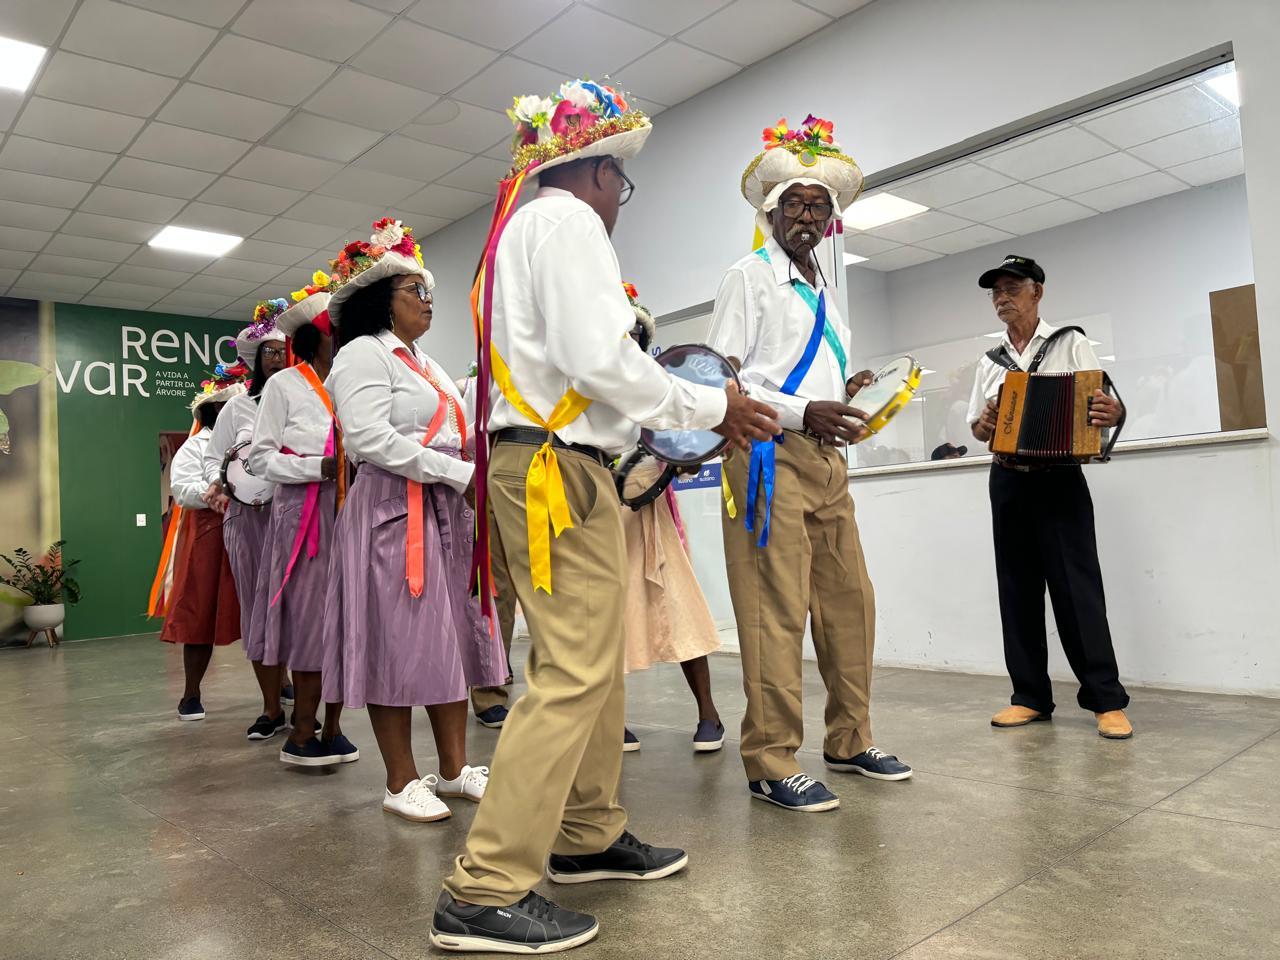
[419,0,1280,696]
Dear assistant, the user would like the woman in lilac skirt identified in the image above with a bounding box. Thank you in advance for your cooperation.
[249,285,356,768]
[202,307,290,741]
[323,219,505,823]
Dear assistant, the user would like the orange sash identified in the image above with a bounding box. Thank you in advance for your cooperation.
[147,421,200,617]
[294,362,346,508]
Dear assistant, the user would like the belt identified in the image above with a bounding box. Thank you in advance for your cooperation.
[994,455,1069,473]
[492,427,611,468]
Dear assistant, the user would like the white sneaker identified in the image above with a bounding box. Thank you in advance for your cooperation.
[382,776,451,822]
[436,764,488,802]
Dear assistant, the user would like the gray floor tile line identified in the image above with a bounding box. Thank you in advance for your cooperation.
[1148,805,1280,833]
[1151,722,1280,806]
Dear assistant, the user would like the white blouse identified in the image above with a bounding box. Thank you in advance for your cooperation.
[248,365,334,486]
[170,428,211,510]
[326,329,474,493]
[202,392,266,490]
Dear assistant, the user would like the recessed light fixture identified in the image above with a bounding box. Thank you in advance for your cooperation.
[0,35,47,93]
[843,252,869,266]
[844,192,930,230]
[149,225,242,257]
[1207,71,1240,107]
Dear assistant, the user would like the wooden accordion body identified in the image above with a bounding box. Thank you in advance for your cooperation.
[990,370,1105,463]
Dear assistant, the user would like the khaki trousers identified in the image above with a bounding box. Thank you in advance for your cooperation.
[470,538,516,714]
[444,441,628,906]
[721,431,876,781]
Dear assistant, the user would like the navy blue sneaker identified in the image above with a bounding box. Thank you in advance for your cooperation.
[475,705,508,729]
[280,736,340,767]
[177,697,205,721]
[693,719,725,753]
[749,774,840,812]
[623,728,640,753]
[247,712,285,741]
[280,684,295,706]
[288,710,321,734]
[323,733,360,763]
[825,746,913,781]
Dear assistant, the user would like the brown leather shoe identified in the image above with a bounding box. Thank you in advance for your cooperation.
[991,705,1050,727]
[1095,710,1133,739]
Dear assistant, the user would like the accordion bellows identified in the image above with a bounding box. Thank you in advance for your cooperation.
[991,371,1105,461]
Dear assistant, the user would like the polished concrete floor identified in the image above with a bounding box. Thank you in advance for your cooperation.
[2,634,1279,960]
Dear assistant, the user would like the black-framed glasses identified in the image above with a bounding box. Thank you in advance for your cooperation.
[261,345,286,359]
[780,198,833,220]
[598,158,634,205]
[393,281,432,304]
[987,279,1032,300]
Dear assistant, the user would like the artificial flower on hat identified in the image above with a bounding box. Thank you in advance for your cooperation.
[189,365,247,412]
[276,270,334,337]
[505,77,649,179]
[622,280,655,344]
[326,219,433,325]
[742,114,863,216]
[234,297,288,366]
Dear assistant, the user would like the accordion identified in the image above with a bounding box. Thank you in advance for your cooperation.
[990,370,1120,463]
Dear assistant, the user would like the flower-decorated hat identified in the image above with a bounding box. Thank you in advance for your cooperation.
[277,271,334,337]
[235,298,288,365]
[622,281,654,344]
[189,367,247,412]
[326,218,431,325]
[506,78,650,179]
[741,115,863,225]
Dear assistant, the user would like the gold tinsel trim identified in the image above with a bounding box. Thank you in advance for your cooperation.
[740,144,863,206]
[510,112,651,176]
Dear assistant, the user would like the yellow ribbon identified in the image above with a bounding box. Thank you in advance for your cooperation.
[489,346,592,594]
[721,468,737,519]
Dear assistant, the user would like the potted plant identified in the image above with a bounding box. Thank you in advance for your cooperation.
[0,541,81,646]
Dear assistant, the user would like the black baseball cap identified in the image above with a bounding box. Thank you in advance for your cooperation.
[930,443,968,460]
[978,254,1045,288]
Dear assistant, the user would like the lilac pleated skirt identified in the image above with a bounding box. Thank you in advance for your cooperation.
[321,462,505,708]
[249,480,335,673]
[222,500,271,659]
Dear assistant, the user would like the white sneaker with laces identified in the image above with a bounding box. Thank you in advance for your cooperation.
[383,776,451,822]
[435,764,488,802]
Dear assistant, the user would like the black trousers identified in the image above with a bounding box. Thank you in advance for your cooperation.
[989,462,1129,714]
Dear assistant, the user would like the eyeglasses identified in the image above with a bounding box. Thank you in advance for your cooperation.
[780,198,833,221]
[987,280,1032,300]
[598,158,634,205]
[393,281,432,304]
[261,346,286,359]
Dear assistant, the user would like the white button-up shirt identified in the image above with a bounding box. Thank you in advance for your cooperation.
[249,365,333,486]
[707,235,851,431]
[966,318,1101,425]
[486,186,727,453]
[202,393,270,496]
[170,428,211,510]
[327,329,473,493]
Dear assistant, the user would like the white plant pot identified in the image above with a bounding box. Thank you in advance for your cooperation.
[22,603,65,632]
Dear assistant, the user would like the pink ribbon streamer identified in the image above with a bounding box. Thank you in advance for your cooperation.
[270,423,334,608]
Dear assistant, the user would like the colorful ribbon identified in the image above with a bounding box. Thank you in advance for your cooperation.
[146,421,200,617]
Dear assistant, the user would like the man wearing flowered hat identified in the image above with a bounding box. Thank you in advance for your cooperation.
[433,79,780,954]
[707,115,913,814]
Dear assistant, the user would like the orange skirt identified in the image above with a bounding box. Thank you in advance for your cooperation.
[159,508,240,646]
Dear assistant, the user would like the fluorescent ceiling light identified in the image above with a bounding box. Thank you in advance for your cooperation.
[983,331,1005,339]
[1099,354,1116,362]
[1207,71,1239,106]
[1087,338,1101,346]
[0,35,47,92]
[843,252,868,266]
[920,367,936,375]
[844,192,930,230]
[149,225,242,257]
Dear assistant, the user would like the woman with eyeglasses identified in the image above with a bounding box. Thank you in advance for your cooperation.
[202,306,293,741]
[322,220,505,823]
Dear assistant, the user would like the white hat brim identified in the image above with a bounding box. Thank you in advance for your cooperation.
[525,122,651,181]
[235,326,286,366]
[190,381,246,411]
[277,291,333,337]
[328,254,433,325]
[742,149,864,214]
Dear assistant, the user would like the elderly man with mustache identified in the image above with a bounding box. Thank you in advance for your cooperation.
[707,116,913,813]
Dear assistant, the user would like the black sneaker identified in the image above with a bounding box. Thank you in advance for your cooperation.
[824,746,913,781]
[288,710,321,734]
[247,712,286,741]
[547,830,688,884]
[280,684,295,706]
[177,697,205,721]
[430,890,598,954]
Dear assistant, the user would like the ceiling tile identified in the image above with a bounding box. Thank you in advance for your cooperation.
[353,21,497,95]
[978,126,1113,181]
[304,69,438,132]
[864,210,970,244]
[267,113,384,163]
[80,185,186,223]
[0,0,78,45]
[61,0,217,78]
[18,271,99,295]
[0,169,92,208]
[584,0,732,34]
[1073,171,1187,212]
[27,254,117,279]
[251,218,346,249]
[286,194,386,229]
[232,0,391,61]
[172,202,272,238]
[123,0,246,28]
[228,238,319,267]
[858,246,943,272]
[180,273,262,297]
[841,235,901,258]
[1083,85,1230,149]
[158,83,292,141]
[0,198,71,231]
[405,0,570,49]
[109,264,192,288]
[889,163,1016,209]
[0,90,21,132]
[452,57,566,111]
[103,157,219,200]
[79,294,161,310]
[517,6,663,77]
[943,183,1057,221]
[35,51,178,118]
[1128,116,1242,168]
[193,35,336,106]
[404,213,451,237]
[0,250,37,268]
[229,147,343,191]
[200,257,285,282]
[128,122,251,174]
[360,0,415,11]
[93,279,176,300]
[437,155,510,194]
[1028,152,1155,196]
[154,289,236,312]
[14,98,145,152]
[400,183,493,219]
[613,41,738,107]
[0,227,51,252]
[316,170,424,206]
[0,268,21,288]
[1169,148,1245,187]
[915,224,1016,256]
[125,246,216,271]
[797,0,874,15]
[198,178,306,216]
[678,0,828,65]
[61,212,162,243]
[44,235,137,262]
[353,135,471,181]
[402,100,513,154]
[989,198,1096,237]
[0,136,116,182]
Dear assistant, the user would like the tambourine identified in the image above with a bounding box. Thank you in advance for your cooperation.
[850,355,922,441]
[220,439,273,507]
[614,343,740,510]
